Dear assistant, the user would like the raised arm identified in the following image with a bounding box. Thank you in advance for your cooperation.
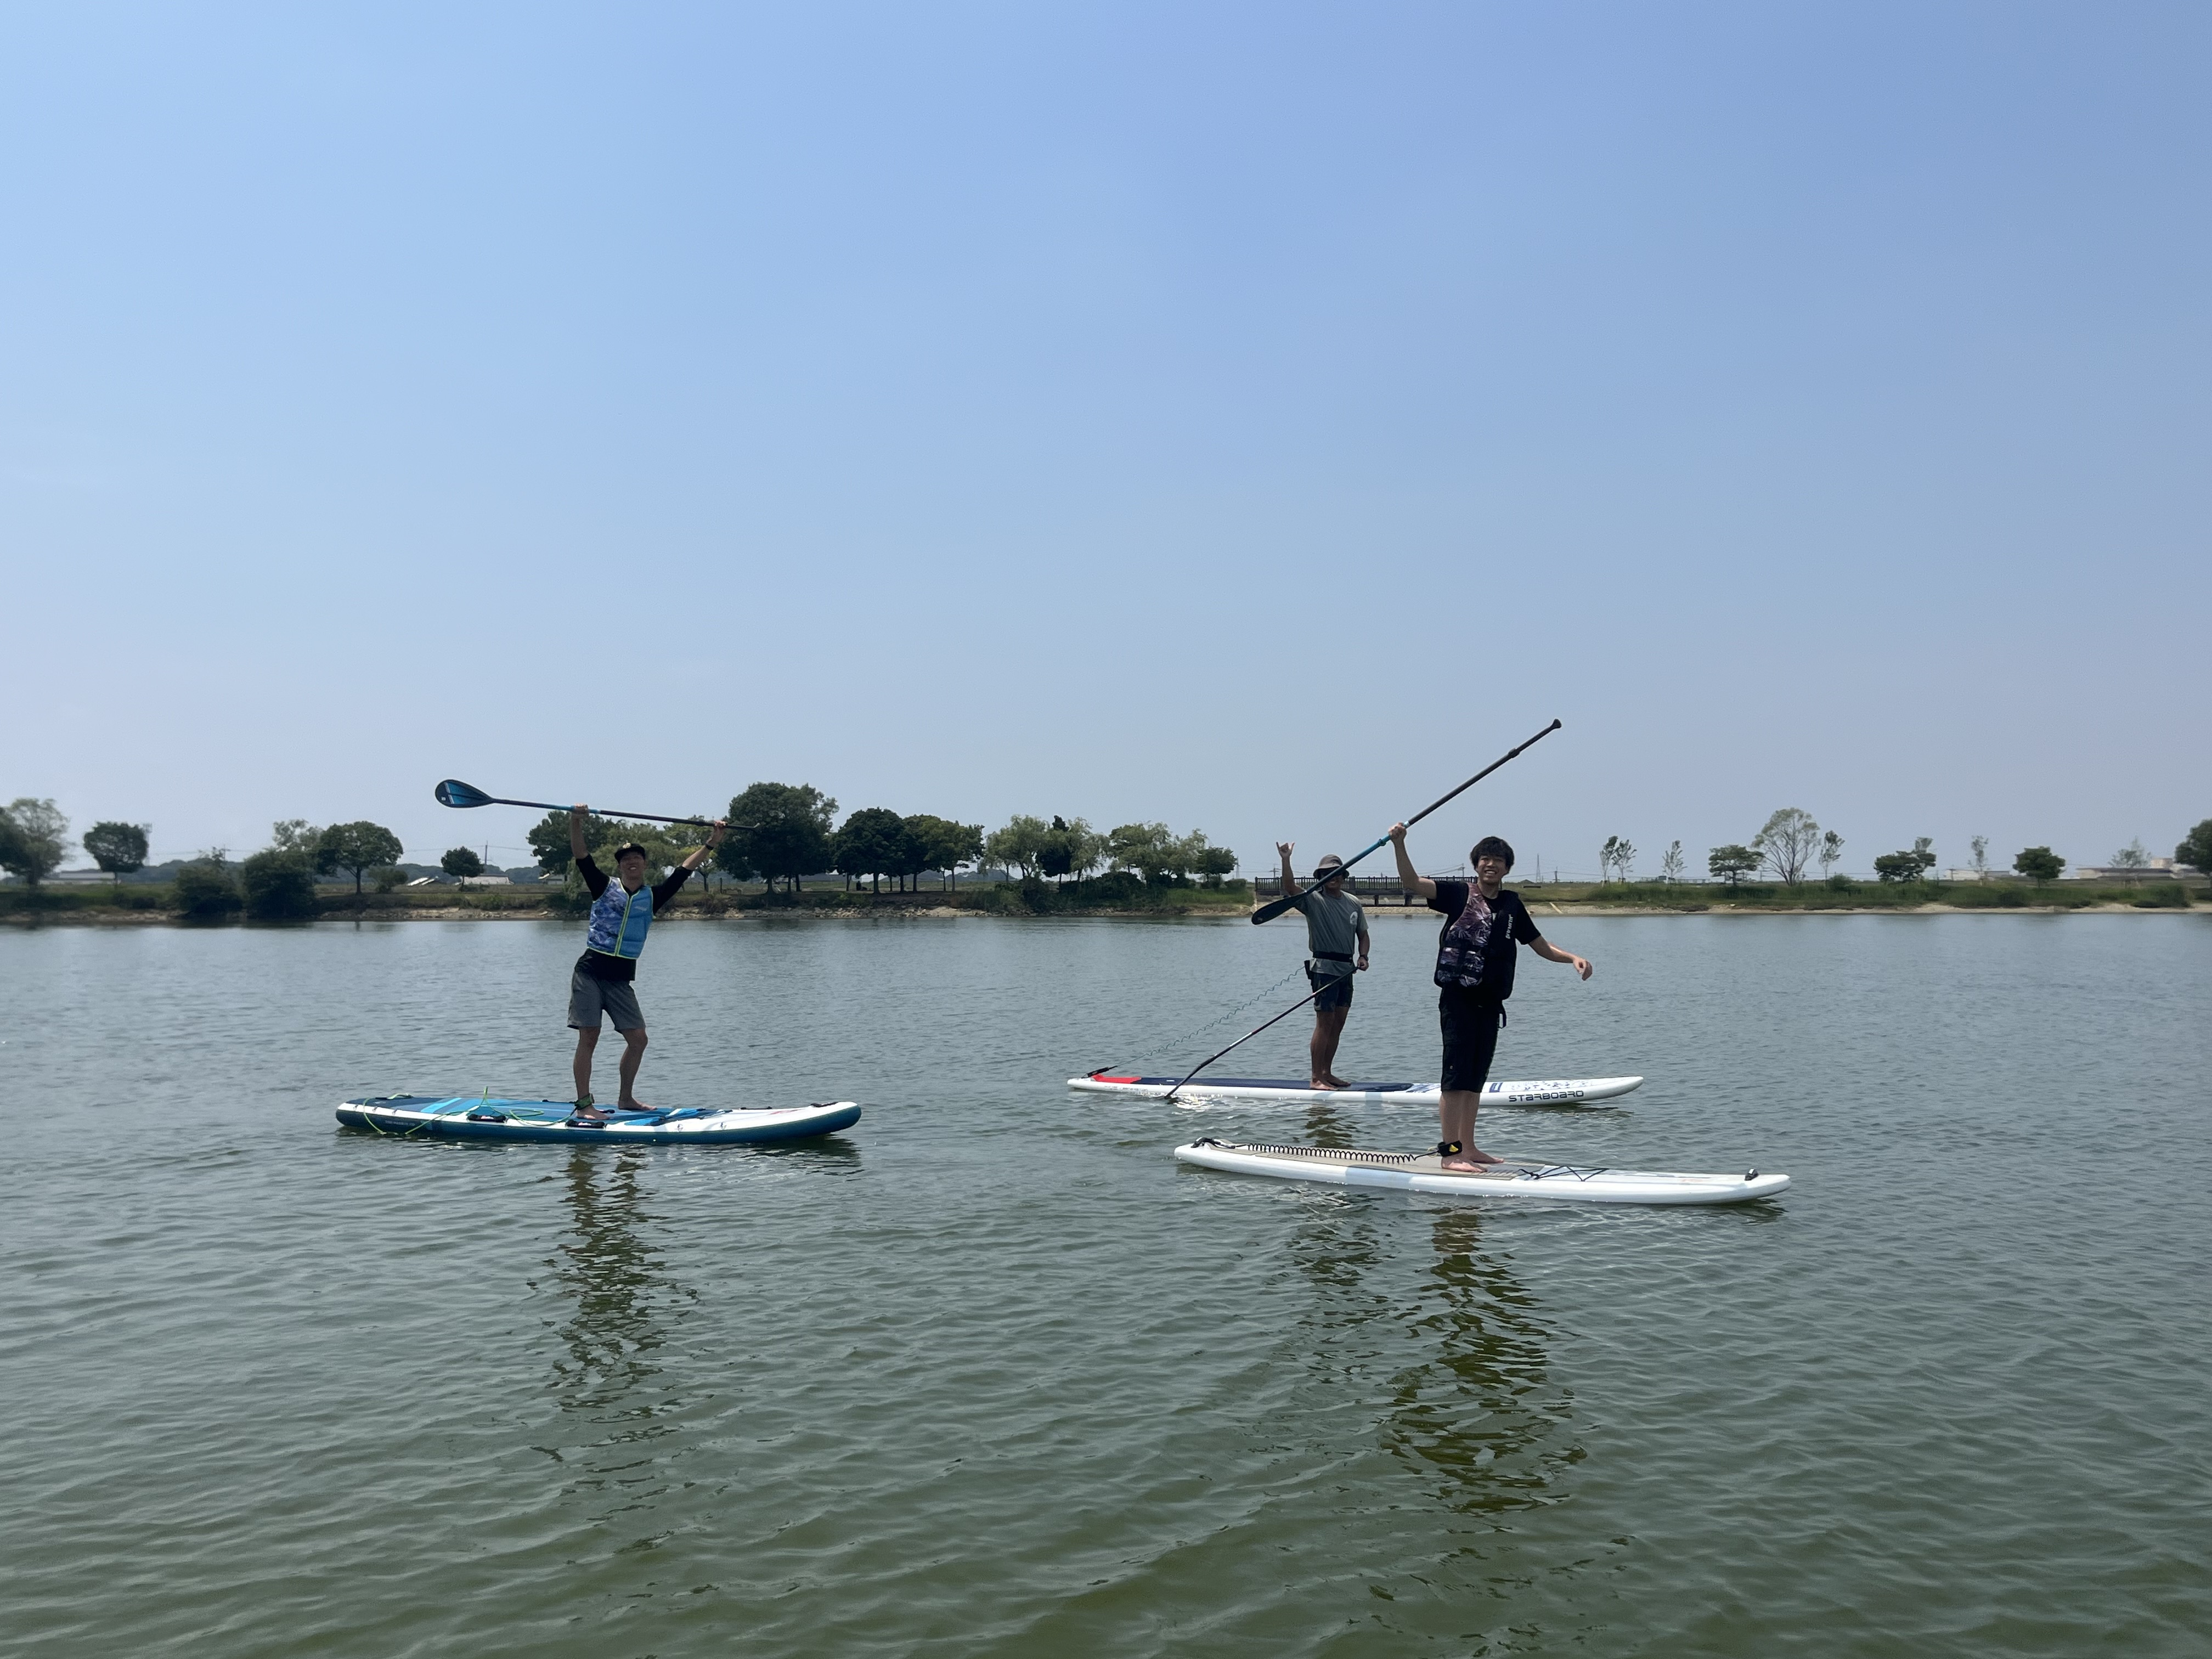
[1276,840,1304,902]
[1388,823,1437,900]
[569,804,591,862]
[1531,935,1593,980]
[681,819,729,872]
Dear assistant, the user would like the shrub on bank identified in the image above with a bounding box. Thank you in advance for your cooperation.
[172,861,241,919]
[241,851,319,921]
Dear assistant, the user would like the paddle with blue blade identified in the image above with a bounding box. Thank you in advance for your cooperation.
[435,779,744,828]
[1249,719,1563,926]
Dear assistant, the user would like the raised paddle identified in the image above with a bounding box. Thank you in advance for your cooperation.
[1250,718,1563,925]
[433,779,744,830]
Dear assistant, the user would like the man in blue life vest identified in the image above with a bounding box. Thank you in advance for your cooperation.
[1276,842,1370,1090]
[566,804,726,1122]
[1389,823,1592,1171]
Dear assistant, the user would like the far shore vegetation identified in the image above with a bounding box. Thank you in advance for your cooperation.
[3,794,2208,924]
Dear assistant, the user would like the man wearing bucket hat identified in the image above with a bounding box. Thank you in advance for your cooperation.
[1275,842,1370,1090]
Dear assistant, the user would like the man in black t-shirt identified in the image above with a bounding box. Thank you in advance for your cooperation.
[1389,823,1592,1171]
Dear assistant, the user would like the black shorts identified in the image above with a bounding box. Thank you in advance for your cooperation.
[1307,967,1354,1014]
[1437,986,1502,1092]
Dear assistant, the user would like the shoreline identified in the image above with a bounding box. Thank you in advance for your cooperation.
[5,899,2203,928]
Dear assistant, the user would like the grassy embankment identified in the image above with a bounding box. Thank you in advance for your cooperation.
[1514,878,2200,911]
[7,874,2204,923]
[0,873,1260,923]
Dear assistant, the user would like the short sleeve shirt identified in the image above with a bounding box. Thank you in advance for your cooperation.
[1426,881,1539,998]
[1289,887,1365,975]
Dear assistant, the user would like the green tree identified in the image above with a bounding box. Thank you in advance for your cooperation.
[83,821,150,888]
[1970,835,1989,874]
[1039,816,1076,881]
[1816,830,1844,880]
[1661,840,1685,883]
[1,798,70,887]
[832,808,914,894]
[1034,815,1107,885]
[906,815,985,890]
[171,857,241,918]
[1108,821,1180,882]
[2111,839,2149,870]
[528,810,586,874]
[270,820,323,856]
[1188,838,1238,886]
[315,821,405,896]
[2177,820,2212,874]
[985,815,1051,880]
[725,783,836,892]
[441,846,486,882]
[1707,844,1760,888]
[1754,808,1822,885]
[1599,836,1637,882]
[2013,845,2065,883]
[241,849,319,919]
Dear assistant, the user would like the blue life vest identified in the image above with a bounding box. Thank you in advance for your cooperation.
[585,875,654,962]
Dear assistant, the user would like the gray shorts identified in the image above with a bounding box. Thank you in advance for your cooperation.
[567,967,644,1032]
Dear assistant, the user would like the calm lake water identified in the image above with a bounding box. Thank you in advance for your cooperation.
[3,912,2207,1657]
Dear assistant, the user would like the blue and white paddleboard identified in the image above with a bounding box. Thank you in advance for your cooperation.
[1174,1137,1787,1206]
[1071,1071,1642,1107]
[337,1094,860,1144]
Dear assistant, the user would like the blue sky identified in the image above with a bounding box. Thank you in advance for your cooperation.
[7,3,2207,877]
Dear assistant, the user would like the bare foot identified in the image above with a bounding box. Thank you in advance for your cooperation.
[1320,1074,1352,1090]
[617,1101,650,1113]
[1441,1148,1505,1172]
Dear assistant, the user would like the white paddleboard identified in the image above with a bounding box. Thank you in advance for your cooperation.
[1173,1136,1788,1206]
[1071,1071,1643,1107]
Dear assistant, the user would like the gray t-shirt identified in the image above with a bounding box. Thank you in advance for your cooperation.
[1291,887,1365,974]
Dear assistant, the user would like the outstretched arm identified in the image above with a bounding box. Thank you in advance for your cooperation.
[1389,823,1437,900]
[680,820,729,872]
[1531,936,1593,980]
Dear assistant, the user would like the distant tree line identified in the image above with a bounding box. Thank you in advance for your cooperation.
[1579,805,2202,891]
[517,785,1236,895]
[13,789,2206,912]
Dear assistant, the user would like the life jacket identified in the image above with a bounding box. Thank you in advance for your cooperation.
[585,874,655,961]
[1434,887,1505,991]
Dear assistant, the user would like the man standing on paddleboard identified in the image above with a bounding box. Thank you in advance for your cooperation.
[1276,842,1370,1090]
[1388,825,1590,1171]
[567,805,726,1122]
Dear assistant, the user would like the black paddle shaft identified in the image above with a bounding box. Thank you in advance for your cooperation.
[435,780,747,830]
[1163,977,1341,1102]
[1249,718,1562,926]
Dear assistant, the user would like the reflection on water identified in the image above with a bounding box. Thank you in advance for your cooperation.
[1385,1208,1578,1517]
[545,1148,695,1415]
[1300,1101,1360,1150]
